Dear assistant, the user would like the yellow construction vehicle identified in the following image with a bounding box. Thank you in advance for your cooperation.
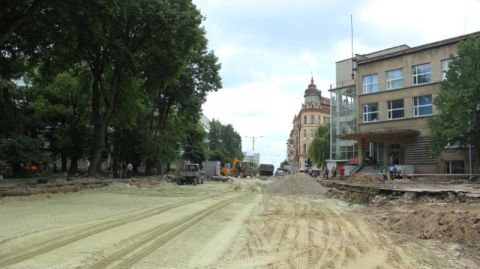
[221,158,240,177]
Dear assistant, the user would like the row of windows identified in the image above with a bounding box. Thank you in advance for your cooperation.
[303,115,329,124]
[303,128,318,138]
[362,59,451,94]
[363,95,432,122]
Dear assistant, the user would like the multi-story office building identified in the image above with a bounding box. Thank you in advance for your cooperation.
[288,78,330,171]
[331,32,479,175]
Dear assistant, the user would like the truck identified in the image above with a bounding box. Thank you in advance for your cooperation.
[177,164,204,185]
[258,164,274,176]
[239,161,258,178]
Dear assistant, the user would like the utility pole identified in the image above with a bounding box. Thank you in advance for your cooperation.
[245,136,262,152]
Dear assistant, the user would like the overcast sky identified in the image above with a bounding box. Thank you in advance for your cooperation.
[194,0,480,168]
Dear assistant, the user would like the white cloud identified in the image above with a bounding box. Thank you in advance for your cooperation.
[203,73,329,166]
[195,0,480,168]
[359,0,480,44]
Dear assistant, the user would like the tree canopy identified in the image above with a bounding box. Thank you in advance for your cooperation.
[308,124,330,168]
[207,119,243,164]
[0,0,225,178]
[429,37,480,160]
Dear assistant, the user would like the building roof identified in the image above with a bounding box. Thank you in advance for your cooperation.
[304,77,321,96]
[356,31,480,65]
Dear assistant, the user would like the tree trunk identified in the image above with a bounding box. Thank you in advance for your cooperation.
[145,159,153,175]
[89,122,106,176]
[2,83,25,135]
[12,162,23,177]
[68,157,78,176]
[88,66,123,177]
[61,154,67,172]
[112,142,120,178]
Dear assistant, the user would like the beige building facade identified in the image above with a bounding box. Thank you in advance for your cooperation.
[333,32,479,175]
[288,78,330,171]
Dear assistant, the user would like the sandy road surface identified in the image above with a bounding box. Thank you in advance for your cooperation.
[0,176,470,268]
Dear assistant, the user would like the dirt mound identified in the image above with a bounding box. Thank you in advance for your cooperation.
[266,174,326,196]
[231,179,267,193]
[344,173,382,183]
[369,200,480,260]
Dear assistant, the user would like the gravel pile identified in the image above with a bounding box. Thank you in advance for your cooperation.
[266,174,327,197]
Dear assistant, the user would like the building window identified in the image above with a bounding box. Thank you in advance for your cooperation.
[362,74,378,93]
[310,129,315,138]
[413,95,432,116]
[310,115,315,124]
[363,103,379,122]
[386,69,403,90]
[412,63,432,85]
[304,115,307,124]
[323,116,328,123]
[303,143,306,154]
[441,59,452,80]
[387,99,404,119]
[318,115,321,124]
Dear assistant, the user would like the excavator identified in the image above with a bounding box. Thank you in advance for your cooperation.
[221,158,240,177]
[221,158,258,178]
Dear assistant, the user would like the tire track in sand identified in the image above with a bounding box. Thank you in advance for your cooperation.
[0,191,230,268]
[85,193,248,269]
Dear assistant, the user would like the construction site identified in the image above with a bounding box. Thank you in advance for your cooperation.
[0,173,479,269]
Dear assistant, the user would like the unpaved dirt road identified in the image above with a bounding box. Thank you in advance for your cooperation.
[0,175,474,268]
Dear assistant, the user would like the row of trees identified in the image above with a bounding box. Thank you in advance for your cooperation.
[0,0,242,178]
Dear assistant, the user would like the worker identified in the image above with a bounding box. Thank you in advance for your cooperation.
[339,166,345,179]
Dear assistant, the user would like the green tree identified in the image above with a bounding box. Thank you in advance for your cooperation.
[1,0,73,136]
[71,0,221,176]
[308,124,330,168]
[279,160,289,170]
[207,119,243,163]
[429,37,480,162]
[182,123,208,164]
[0,136,48,177]
[207,120,227,162]
[30,68,92,175]
[0,1,222,178]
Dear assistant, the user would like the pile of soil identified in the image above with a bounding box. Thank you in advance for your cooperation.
[266,174,326,196]
[344,173,382,183]
[322,178,480,263]
[368,200,480,255]
[231,178,267,193]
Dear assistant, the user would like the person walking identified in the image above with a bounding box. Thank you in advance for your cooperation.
[85,160,90,176]
[126,162,133,178]
[331,166,337,178]
[339,166,345,179]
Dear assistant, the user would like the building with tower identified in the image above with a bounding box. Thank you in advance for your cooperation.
[288,78,330,171]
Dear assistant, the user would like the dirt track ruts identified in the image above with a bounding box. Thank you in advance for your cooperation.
[0,176,476,268]
[0,190,231,268]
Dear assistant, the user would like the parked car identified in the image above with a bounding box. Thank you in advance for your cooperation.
[177,164,204,185]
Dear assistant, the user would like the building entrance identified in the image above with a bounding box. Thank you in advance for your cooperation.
[364,142,403,169]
